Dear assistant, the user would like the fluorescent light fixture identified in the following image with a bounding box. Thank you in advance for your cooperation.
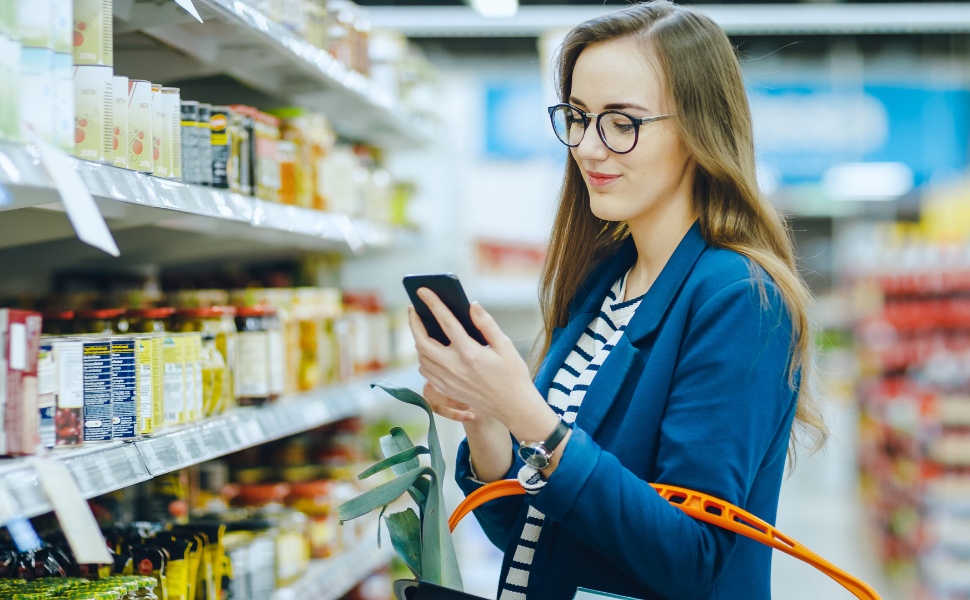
[470,0,518,18]
[823,162,914,201]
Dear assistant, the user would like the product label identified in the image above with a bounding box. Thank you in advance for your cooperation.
[52,52,74,153]
[209,110,229,188]
[110,339,136,439]
[193,336,203,417]
[82,341,112,442]
[235,331,269,397]
[180,102,199,184]
[136,338,154,434]
[54,340,83,446]
[19,47,53,145]
[162,337,185,424]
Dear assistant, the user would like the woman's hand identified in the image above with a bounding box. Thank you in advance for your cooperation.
[421,381,477,423]
[408,288,560,445]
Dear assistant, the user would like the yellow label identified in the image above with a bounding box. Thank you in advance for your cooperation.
[210,133,227,145]
[136,337,154,434]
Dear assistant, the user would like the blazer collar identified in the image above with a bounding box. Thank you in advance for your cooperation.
[624,221,708,343]
[568,221,707,342]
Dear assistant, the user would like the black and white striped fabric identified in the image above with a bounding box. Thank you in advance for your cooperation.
[499,268,642,600]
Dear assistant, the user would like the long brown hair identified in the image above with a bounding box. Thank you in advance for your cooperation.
[536,0,828,461]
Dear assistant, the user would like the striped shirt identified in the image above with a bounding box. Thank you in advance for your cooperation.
[499,268,643,600]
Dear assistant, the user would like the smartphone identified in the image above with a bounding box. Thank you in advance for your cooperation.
[403,274,487,346]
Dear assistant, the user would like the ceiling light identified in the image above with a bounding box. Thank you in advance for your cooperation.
[823,162,914,201]
[470,0,518,18]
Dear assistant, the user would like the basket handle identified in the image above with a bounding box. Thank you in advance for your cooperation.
[448,479,881,600]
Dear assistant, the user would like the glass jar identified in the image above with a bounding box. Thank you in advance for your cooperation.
[177,306,237,410]
[127,307,175,333]
[235,306,284,405]
[200,332,228,416]
[75,308,125,334]
[286,480,337,558]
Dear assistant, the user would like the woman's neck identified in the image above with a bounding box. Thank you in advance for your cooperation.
[623,186,698,302]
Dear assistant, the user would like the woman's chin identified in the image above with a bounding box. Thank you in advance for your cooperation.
[589,195,636,223]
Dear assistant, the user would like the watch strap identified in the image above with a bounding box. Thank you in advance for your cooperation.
[543,419,569,454]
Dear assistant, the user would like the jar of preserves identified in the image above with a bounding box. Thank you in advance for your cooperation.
[286,480,337,558]
[127,307,175,333]
[75,308,125,334]
[235,306,285,405]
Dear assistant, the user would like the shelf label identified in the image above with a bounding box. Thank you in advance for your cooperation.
[30,459,113,564]
[174,0,203,23]
[29,134,119,256]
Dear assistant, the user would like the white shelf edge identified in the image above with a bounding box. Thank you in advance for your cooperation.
[0,141,405,255]
[0,365,417,521]
[273,531,396,600]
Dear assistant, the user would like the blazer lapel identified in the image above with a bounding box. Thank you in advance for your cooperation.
[575,332,636,438]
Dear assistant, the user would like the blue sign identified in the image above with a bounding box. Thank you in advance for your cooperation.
[484,80,562,160]
[748,82,970,187]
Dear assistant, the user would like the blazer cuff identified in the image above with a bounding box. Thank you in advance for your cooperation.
[531,425,601,521]
[455,436,524,496]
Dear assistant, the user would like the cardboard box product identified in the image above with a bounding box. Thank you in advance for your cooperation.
[51,51,74,152]
[110,337,136,439]
[53,338,83,446]
[0,309,43,455]
[163,87,181,180]
[72,64,112,162]
[151,83,169,177]
[37,341,55,448]
[19,47,53,144]
[82,338,112,443]
[50,0,73,53]
[111,74,127,167]
[72,0,112,66]
[127,79,152,173]
[16,0,51,49]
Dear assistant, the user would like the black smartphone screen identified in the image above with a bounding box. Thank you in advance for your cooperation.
[403,274,487,346]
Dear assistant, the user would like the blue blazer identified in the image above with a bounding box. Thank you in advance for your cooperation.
[455,222,799,600]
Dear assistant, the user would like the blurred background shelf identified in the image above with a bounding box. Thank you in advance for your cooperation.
[0,141,417,279]
[112,0,433,148]
[273,533,395,600]
[0,366,414,522]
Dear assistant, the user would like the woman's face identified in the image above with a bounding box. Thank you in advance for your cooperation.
[569,37,694,223]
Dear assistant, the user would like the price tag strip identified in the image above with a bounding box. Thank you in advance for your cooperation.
[30,459,113,564]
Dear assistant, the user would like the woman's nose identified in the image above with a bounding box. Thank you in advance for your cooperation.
[574,125,610,161]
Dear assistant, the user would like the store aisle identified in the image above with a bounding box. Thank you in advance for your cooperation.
[771,403,899,600]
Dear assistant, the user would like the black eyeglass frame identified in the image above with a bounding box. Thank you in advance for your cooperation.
[547,103,676,154]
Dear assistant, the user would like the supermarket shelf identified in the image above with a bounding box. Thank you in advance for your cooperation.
[0,365,418,522]
[273,534,395,600]
[0,141,415,268]
[366,3,970,37]
[112,0,433,149]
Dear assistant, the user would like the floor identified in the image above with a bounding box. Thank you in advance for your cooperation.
[446,402,901,600]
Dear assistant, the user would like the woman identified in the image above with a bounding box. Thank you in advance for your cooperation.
[407,2,827,599]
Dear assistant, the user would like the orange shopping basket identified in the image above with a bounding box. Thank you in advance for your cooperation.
[448,479,882,600]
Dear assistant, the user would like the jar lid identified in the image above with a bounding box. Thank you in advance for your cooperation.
[126,307,177,319]
[177,306,237,318]
[236,482,291,505]
[76,308,125,319]
[236,305,277,317]
[288,480,335,498]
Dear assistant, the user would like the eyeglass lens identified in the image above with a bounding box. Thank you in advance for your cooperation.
[550,105,638,153]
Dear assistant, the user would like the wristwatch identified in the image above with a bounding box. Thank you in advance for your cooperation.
[517,419,570,470]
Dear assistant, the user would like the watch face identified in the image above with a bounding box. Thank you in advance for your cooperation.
[518,445,550,470]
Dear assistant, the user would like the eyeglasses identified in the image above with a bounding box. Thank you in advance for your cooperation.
[548,103,676,154]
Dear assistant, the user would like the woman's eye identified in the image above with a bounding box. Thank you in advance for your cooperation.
[612,122,635,133]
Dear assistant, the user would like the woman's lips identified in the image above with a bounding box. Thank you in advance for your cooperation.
[587,171,620,187]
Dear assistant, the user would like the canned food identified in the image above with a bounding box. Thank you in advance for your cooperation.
[180,100,199,184]
[198,103,212,186]
[209,105,230,188]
